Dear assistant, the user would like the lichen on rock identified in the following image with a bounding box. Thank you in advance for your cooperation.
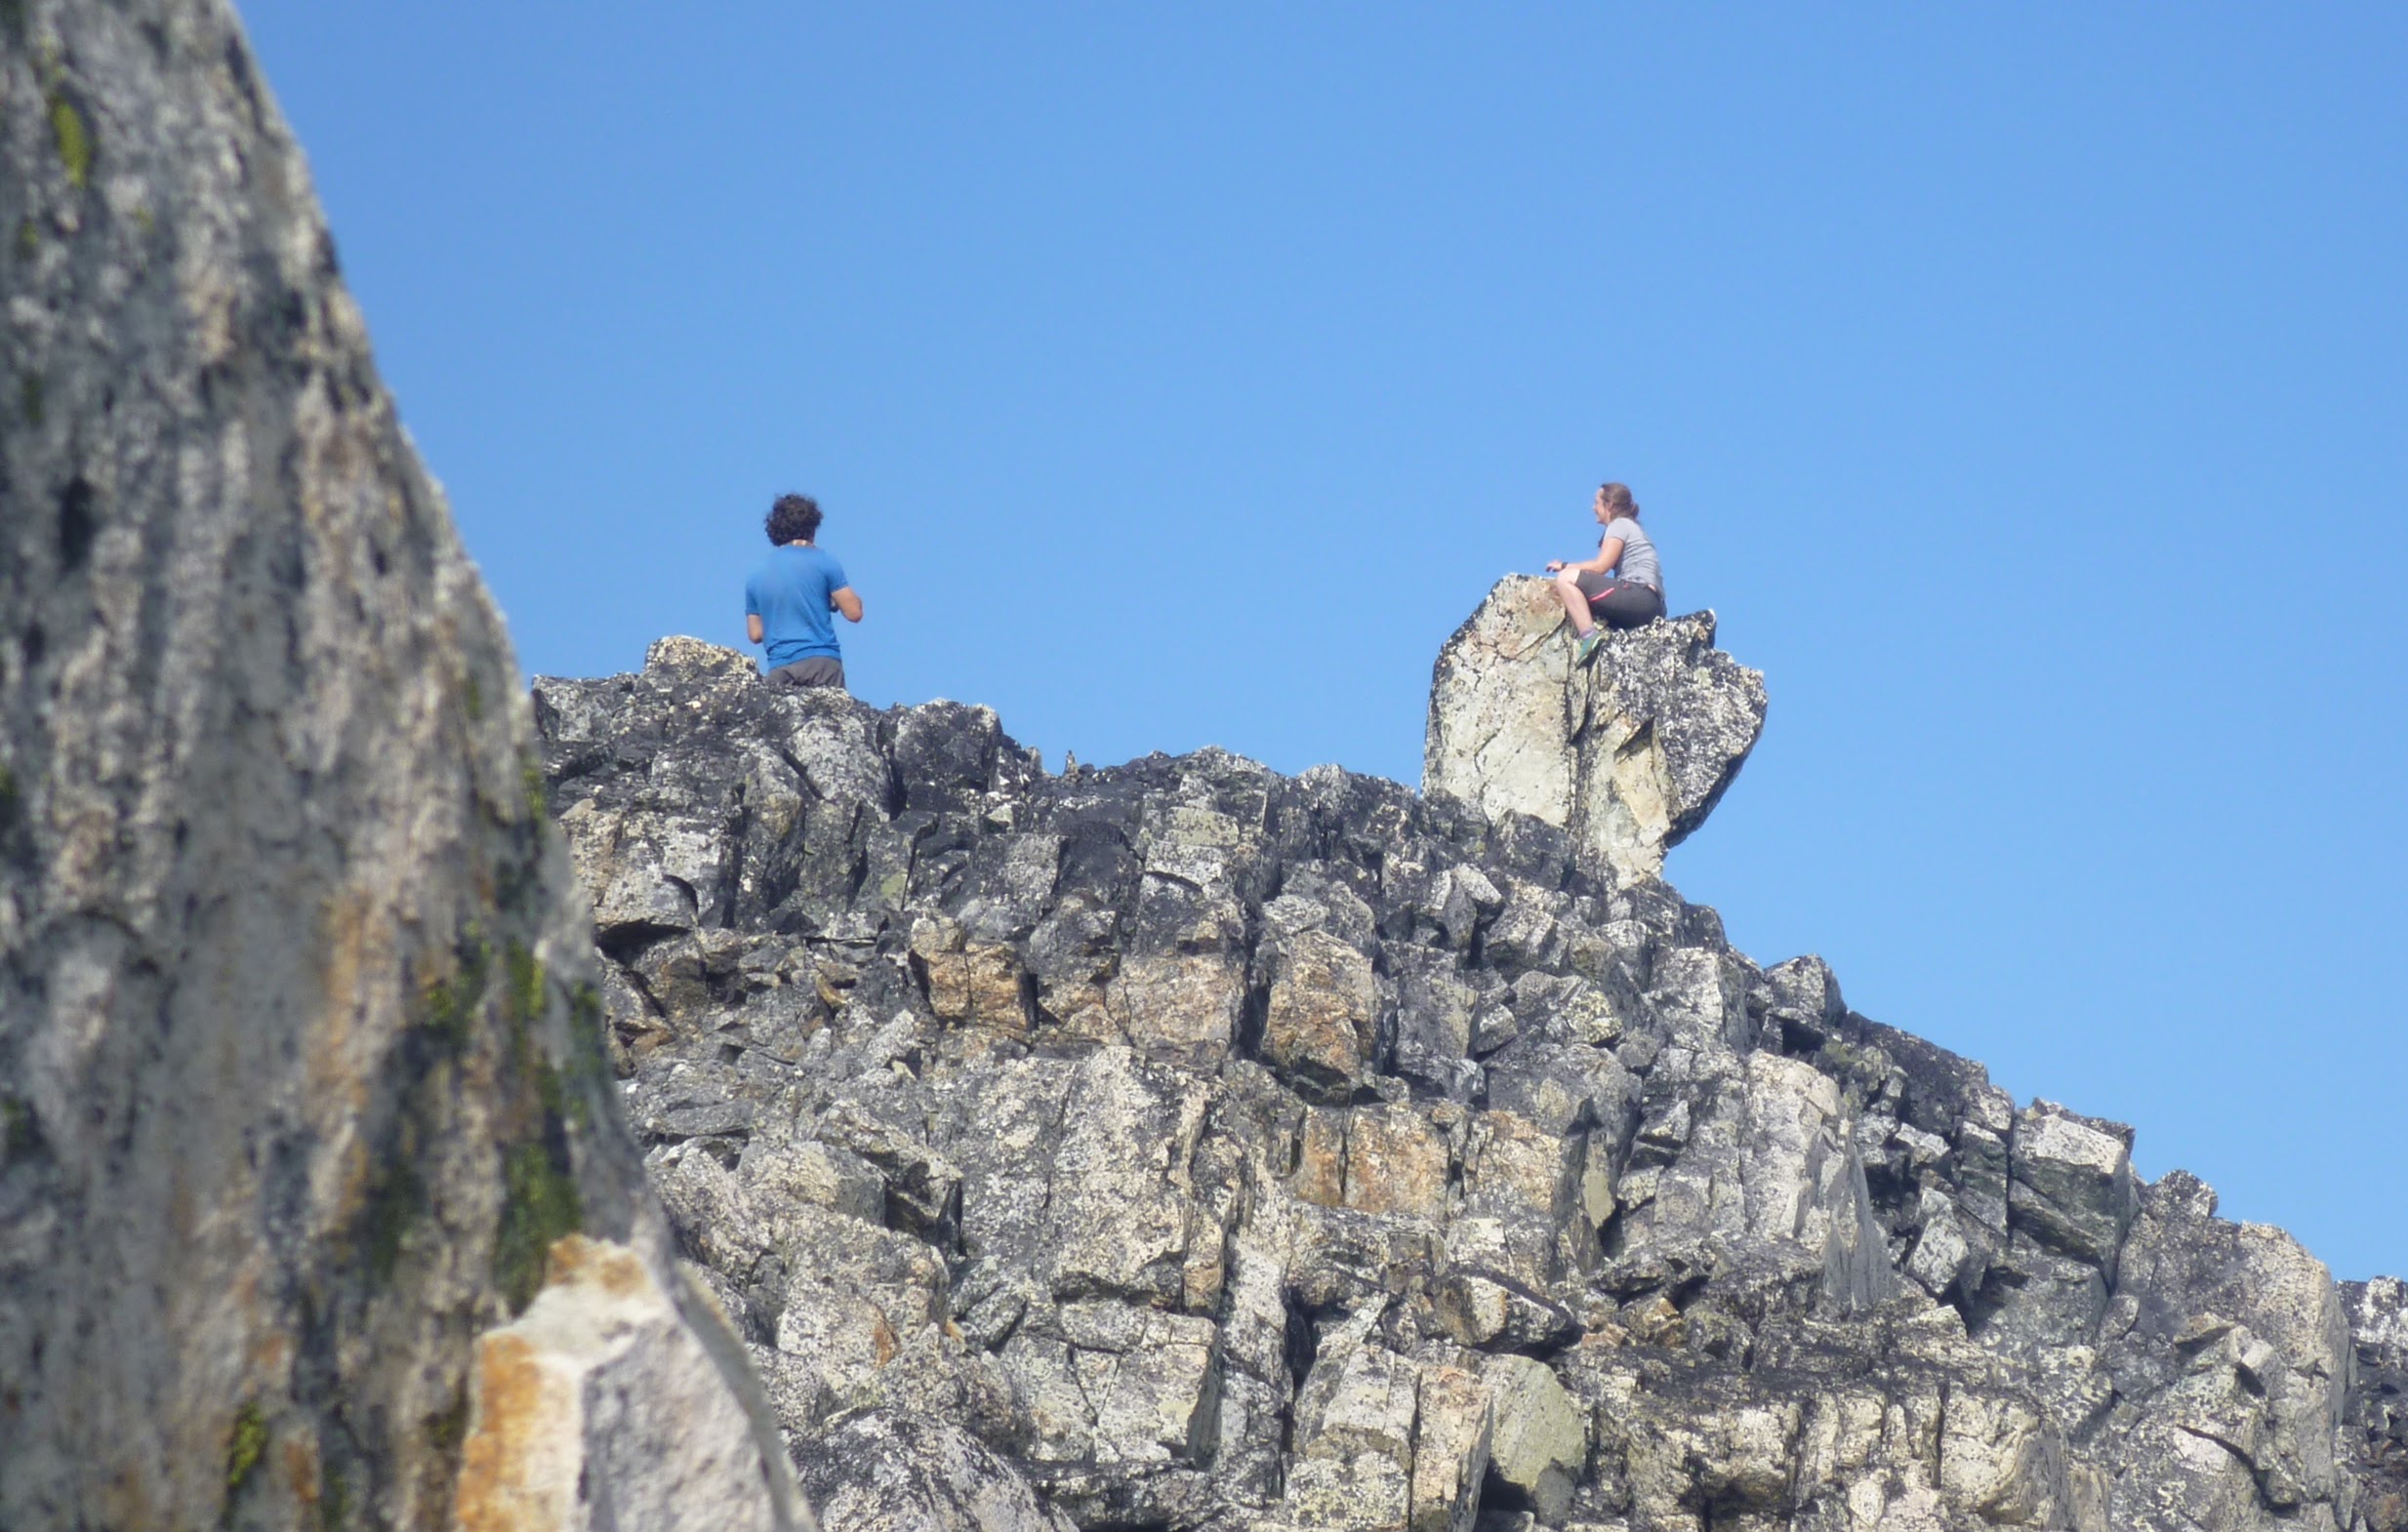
[541,632,2404,1532]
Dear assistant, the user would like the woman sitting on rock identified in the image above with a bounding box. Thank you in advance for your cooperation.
[1546,481,1665,664]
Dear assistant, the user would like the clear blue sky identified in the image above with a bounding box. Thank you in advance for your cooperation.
[237,4,2406,1279]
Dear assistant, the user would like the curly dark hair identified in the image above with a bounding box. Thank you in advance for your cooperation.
[766,494,823,545]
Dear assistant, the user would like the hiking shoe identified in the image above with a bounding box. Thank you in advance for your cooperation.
[1574,627,1607,665]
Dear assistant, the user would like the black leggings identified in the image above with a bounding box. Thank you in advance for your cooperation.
[1576,573,1665,629]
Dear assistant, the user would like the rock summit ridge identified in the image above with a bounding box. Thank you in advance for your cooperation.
[536,621,2406,1532]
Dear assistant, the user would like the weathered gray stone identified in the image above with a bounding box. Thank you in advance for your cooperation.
[1286,1317,1420,1529]
[528,593,2401,1531]
[1422,577,1766,879]
[0,4,799,1528]
[797,1412,1078,1532]
[1480,1353,1588,1520]
[2009,1100,2140,1272]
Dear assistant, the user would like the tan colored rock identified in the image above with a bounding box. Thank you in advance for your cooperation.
[910,916,1029,1035]
[1410,1364,1493,1532]
[1262,930,1380,1089]
[1344,1104,1452,1221]
[1452,1109,1587,1293]
[1461,1109,1572,1219]
[456,1236,801,1532]
[1105,951,1246,1063]
[1296,1107,1351,1208]
[1939,1389,2064,1527]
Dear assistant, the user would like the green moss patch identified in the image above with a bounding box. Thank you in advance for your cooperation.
[424,1389,470,1453]
[47,93,92,188]
[224,1401,268,1494]
[559,984,612,1127]
[503,941,545,1032]
[1,1096,37,1164]
[520,758,551,825]
[359,1159,424,1283]
[492,1138,583,1313]
[416,930,492,1049]
[317,1462,349,1532]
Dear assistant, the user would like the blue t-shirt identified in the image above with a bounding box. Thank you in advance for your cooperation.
[745,544,849,666]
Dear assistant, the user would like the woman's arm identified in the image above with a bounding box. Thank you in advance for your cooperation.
[1549,537,1625,577]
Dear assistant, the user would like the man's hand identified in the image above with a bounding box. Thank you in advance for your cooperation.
[746,613,764,645]
[831,586,863,624]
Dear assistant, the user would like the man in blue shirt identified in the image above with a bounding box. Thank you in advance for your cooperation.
[745,494,863,690]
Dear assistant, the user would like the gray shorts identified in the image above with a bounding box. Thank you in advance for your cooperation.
[766,656,846,691]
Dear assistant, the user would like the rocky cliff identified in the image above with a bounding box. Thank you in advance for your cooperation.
[1,4,799,1528]
[7,1,2405,1529]
[536,614,2407,1532]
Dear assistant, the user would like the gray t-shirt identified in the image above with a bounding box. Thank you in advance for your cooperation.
[1604,517,1660,591]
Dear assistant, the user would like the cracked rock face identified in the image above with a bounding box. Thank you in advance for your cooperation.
[14,1,2399,1525]
[542,635,2404,1532]
[0,5,799,1528]
[1422,577,1767,881]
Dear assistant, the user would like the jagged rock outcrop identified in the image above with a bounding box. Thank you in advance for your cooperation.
[539,635,2406,1532]
[1423,577,1766,881]
[1,6,800,1528]
[12,1,2396,1525]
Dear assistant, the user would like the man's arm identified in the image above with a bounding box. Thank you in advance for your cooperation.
[831,586,863,623]
[747,613,765,645]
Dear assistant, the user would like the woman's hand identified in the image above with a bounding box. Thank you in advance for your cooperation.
[1545,560,1566,574]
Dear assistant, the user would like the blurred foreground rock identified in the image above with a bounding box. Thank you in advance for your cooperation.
[0,4,799,1528]
[541,629,2406,1532]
